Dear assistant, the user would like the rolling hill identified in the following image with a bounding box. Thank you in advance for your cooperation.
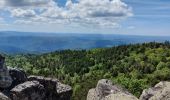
[0,31,170,54]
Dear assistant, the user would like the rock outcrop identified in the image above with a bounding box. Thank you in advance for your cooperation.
[104,92,139,100]
[87,79,170,100]
[0,55,72,100]
[8,68,28,90]
[56,82,73,100]
[28,76,59,92]
[0,56,12,88]
[87,79,138,100]
[28,75,72,100]
[0,92,11,100]
[0,69,72,100]
[10,81,45,100]
[140,81,170,100]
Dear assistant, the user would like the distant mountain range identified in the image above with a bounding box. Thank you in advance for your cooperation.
[0,31,170,54]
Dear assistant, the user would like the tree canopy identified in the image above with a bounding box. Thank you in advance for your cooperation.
[4,42,170,100]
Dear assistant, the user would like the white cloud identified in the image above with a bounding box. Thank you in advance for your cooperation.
[14,20,32,24]
[40,0,133,28]
[11,8,36,18]
[1,0,133,29]
[0,1,5,8]
[0,0,51,7]
[70,0,133,18]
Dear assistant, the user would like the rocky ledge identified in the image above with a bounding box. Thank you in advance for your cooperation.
[140,81,170,100]
[87,79,138,100]
[1,67,170,100]
[87,79,170,100]
[0,68,72,100]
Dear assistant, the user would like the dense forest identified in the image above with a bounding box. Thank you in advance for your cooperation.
[4,42,170,100]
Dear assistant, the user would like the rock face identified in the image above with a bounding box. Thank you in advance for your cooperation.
[10,81,45,100]
[28,75,72,100]
[87,79,138,100]
[0,71,72,100]
[0,56,12,88]
[104,93,139,100]
[8,68,28,90]
[140,81,170,100]
[0,92,11,100]
[56,82,73,100]
[0,55,72,100]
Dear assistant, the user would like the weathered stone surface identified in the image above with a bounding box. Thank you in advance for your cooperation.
[10,81,46,100]
[28,75,59,100]
[0,55,12,88]
[28,75,59,92]
[140,81,170,100]
[0,92,11,100]
[87,88,98,100]
[0,56,73,100]
[87,79,138,100]
[104,93,138,100]
[28,75,72,100]
[56,82,73,100]
[8,67,28,89]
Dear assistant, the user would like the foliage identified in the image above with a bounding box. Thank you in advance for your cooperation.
[5,42,170,100]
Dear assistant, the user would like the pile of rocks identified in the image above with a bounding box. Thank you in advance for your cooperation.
[0,69,72,100]
[87,79,170,100]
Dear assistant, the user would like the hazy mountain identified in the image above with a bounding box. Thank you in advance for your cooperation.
[0,31,170,54]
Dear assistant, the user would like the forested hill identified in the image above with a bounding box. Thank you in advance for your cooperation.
[1,31,170,54]
[5,42,170,100]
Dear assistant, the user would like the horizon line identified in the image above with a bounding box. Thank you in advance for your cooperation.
[0,31,170,37]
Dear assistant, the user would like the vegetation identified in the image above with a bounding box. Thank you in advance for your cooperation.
[4,42,170,100]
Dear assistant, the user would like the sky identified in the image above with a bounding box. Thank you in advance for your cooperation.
[0,0,170,36]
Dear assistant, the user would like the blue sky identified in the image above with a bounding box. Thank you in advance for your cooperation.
[0,0,170,36]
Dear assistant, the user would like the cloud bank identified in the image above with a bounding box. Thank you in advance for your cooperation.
[0,0,133,29]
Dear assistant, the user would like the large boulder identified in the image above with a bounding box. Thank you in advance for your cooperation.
[8,67,28,89]
[28,75,59,99]
[0,92,11,100]
[0,69,12,89]
[0,55,12,89]
[10,81,46,100]
[140,81,170,100]
[87,79,138,100]
[28,75,58,92]
[104,92,139,100]
[28,75,72,100]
